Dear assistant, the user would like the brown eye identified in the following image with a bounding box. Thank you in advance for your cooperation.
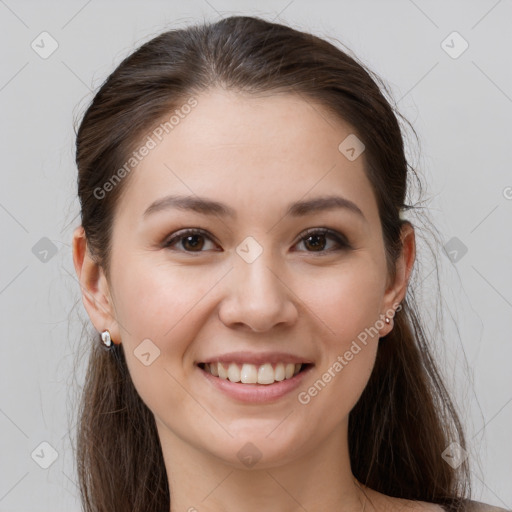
[163,229,217,253]
[295,228,350,253]
[181,234,205,251]
[163,227,350,255]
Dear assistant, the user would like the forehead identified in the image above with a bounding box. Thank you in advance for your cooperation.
[114,88,380,229]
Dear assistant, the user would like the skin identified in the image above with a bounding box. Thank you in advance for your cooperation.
[73,88,441,512]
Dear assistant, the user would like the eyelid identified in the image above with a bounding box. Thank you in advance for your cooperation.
[294,227,350,249]
[162,226,351,253]
[162,228,218,250]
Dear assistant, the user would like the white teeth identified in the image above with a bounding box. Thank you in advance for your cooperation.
[257,363,274,384]
[274,363,285,381]
[241,363,258,384]
[203,361,305,385]
[218,362,228,379]
[227,363,241,382]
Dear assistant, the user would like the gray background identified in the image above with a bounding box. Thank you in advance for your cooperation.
[0,1,511,510]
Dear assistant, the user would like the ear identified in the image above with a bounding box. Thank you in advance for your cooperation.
[379,221,416,336]
[72,226,121,345]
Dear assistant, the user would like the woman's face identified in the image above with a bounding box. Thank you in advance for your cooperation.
[80,88,412,469]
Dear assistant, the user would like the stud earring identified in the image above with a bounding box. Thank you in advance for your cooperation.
[385,317,391,324]
[101,330,112,348]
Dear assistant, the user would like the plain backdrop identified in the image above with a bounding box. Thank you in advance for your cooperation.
[0,1,511,510]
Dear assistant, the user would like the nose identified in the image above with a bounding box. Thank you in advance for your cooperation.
[218,248,298,332]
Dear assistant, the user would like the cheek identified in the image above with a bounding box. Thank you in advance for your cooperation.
[110,259,224,415]
[112,258,222,345]
[296,255,385,344]
[292,258,384,411]
[111,248,385,423]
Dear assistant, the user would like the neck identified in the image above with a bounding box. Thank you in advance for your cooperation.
[156,418,367,512]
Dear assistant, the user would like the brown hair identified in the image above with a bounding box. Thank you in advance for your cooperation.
[72,15,470,511]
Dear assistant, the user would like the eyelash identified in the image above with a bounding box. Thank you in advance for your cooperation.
[162,227,351,255]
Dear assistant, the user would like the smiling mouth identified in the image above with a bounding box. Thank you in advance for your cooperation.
[197,362,313,385]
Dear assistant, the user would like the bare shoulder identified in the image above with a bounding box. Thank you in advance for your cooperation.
[464,500,511,512]
[412,499,511,512]
[361,491,444,511]
[408,499,511,512]
[359,485,510,512]
[377,497,510,512]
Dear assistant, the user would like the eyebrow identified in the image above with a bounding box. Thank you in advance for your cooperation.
[143,194,366,222]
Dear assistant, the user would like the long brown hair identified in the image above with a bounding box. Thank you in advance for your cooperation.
[72,15,470,511]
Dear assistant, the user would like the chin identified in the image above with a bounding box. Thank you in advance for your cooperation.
[206,429,310,471]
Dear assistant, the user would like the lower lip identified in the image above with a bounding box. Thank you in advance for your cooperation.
[197,364,313,404]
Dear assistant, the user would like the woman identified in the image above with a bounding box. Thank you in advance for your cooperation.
[71,15,507,512]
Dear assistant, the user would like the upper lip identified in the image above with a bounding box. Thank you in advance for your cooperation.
[197,351,314,366]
